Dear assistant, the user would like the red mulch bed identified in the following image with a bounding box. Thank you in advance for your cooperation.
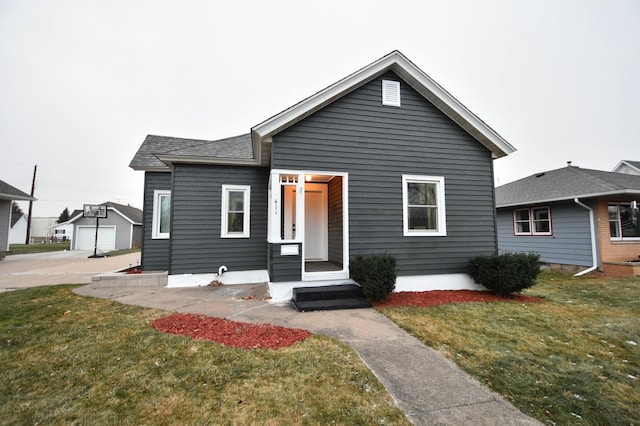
[151,313,312,350]
[371,290,541,308]
[152,291,542,350]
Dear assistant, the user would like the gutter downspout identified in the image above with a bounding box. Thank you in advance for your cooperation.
[574,198,598,276]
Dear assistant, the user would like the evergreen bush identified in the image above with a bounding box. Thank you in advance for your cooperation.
[349,254,397,301]
[468,252,541,297]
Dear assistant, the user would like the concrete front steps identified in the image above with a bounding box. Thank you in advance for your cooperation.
[292,284,371,311]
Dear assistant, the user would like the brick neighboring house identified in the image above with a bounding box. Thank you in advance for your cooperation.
[495,163,640,277]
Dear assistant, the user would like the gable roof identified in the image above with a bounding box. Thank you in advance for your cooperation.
[0,179,35,201]
[251,50,516,160]
[131,51,516,172]
[495,166,640,208]
[67,202,142,225]
[129,134,254,171]
[612,160,640,175]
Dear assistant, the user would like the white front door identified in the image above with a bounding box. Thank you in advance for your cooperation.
[304,183,328,261]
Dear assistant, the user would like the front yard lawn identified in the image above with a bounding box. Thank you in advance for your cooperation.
[0,285,408,425]
[8,241,71,255]
[377,271,640,425]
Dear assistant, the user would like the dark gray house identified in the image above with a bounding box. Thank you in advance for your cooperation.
[0,179,35,259]
[496,164,640,277]
[130,51,516,300]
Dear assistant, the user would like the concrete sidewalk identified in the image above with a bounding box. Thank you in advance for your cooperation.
[75,283,542,425]
[0,251,140,291]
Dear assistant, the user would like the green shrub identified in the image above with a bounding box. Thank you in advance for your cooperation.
[349,254,397,301]
[468,252,541,297]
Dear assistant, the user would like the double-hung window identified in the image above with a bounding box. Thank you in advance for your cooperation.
[513,207,551,235]
[609,202,640,240]
[152,190,171,239]
[402,175,446,236]
[221,185,250,238]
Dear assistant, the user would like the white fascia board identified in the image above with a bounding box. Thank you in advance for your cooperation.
[130,164,171,172]
[496,189,640,208]
[613,160,640,174]
[0,193,35,201]
[251,50,516,158]
[389,57,516,158]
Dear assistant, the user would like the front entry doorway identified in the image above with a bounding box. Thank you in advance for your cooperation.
[270,170,349,281]
[304,183,328,262]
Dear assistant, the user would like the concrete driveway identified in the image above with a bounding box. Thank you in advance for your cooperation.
[0,250,141,292]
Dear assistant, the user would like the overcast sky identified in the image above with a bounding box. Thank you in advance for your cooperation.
[1,0,638,217]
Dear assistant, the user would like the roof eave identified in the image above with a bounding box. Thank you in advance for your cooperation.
[0,193,35,201]
[251,50,516,159]
[155,154,262,167]
[496,189,640,208]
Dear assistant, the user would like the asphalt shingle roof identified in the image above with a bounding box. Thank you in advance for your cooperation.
[495,166,640,207]
[102,202,142,224]
[129,134,253,170]
[0,179,34,201]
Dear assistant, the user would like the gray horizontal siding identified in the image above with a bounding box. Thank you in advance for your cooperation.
[496,200,594,266]
[273,71,497,276]
[141,172,171,271]
[269,243,302,282]
[170,164,269,275]
[0,200,10,252]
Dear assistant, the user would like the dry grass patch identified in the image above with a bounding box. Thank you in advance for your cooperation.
[377,271,639,425]
[0,285,409,425]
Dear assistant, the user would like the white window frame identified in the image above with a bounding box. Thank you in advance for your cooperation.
[152,190,171,239]
[221,185,250,238]
[513,206,552,236]
[382,79,401,107]
[402,175,446,236]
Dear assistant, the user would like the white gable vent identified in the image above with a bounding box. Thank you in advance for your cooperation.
[382,80,401,107]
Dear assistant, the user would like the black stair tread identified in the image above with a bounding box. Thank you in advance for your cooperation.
[292,297,371,312]
[293,284,366,303]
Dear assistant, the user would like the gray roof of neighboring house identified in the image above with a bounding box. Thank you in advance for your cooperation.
[67,202,142,225]
[129,134,253,171]
[495,166,640,208]
[0,179,35,201]
[103,202,143,224]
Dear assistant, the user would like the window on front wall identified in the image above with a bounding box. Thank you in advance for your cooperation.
[402,175,446,236]
[609,202,640,240]
[152,190,171,239]
[513,207,552,235]
[221,185,250,238]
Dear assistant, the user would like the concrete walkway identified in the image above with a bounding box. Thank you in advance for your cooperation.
[75,282,542,425]
[0,251,141,291]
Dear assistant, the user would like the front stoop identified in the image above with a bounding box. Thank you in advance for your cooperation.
[292,284,371,311]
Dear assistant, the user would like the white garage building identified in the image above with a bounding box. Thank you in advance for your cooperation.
[67,202,142,252]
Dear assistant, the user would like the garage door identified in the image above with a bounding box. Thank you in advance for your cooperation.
[76,226,116,251]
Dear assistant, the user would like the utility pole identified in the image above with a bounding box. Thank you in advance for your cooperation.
[25,164,37,244]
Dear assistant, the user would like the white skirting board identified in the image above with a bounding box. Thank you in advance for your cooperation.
[268,273,485,303]
[167,270,269,288]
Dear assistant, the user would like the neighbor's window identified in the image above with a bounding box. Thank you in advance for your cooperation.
[609,202,640,240]
[402,175,446,236]
[152,190,171,239]
[513,207,551,236]
[221,185,250,238]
